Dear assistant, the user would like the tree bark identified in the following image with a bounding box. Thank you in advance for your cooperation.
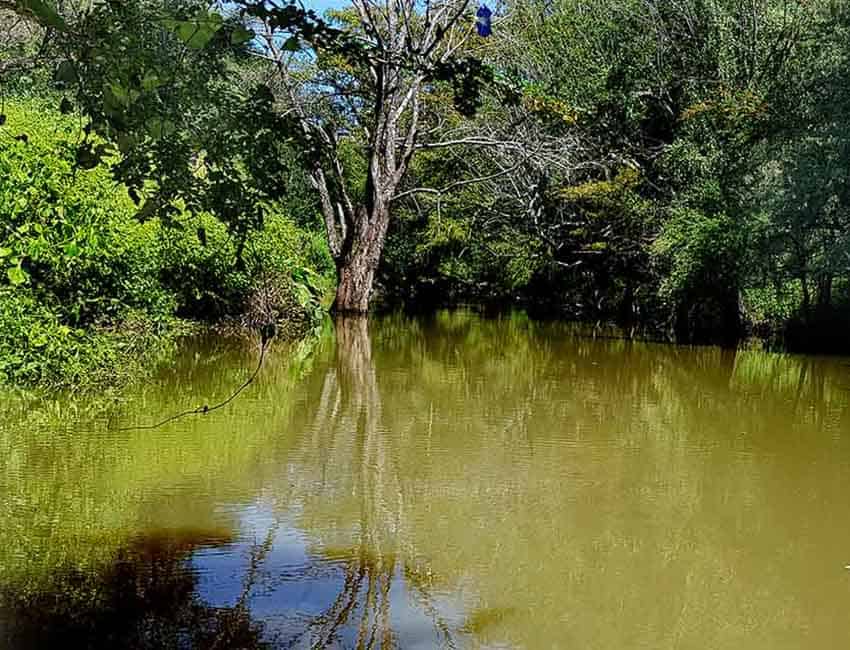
[333,253,375,314]
[800,272,811,319]
[816,274,833,309]
[331,204,391,313]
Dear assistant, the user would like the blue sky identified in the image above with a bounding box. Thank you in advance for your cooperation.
[303,0,347,15]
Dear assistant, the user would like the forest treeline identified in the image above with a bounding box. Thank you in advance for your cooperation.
[1,0,849,389]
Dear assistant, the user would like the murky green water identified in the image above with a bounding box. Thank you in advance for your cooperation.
[2,310,850,649]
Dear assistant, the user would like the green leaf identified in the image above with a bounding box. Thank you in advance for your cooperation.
[141,71,162,91]
[117,133,136,154]
[175,12,224,49]
[7,266,28,286]
[108,83,131,108]
[145,117,176,139]
[283,36,300,52]
[55,61,76,84]
[20,0,66,30]
[64,242,81,258]
[231,25,254,46]
[0,248,11,258]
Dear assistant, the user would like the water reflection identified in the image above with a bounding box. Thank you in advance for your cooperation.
[0,530,267,649]
[279,313,850,649]
[2,311,850,648]
[264,315,470,647]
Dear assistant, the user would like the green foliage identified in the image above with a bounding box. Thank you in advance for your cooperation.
[158,209,333,321]
[0,101,173,318]
[15,0,65,29]
[0,99,172,388]
[19,0,304,249]
[8,0,850,350]
[385,0,849,345]
[652,208,748,302]
[0,290,174,390]
[0,99,332,390]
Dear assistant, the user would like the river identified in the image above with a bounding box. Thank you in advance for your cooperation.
[2,310,850,648]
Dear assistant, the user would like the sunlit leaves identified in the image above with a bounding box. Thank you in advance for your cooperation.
[164,11,224,50]
[63,242,80,258]
[6,265,28,286]
[523,93,578,126]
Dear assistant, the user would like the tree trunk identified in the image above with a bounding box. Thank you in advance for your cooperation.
[331,204,391,314]
[816,274,833,309]
[333,249,376,314]
[799,272,811,319]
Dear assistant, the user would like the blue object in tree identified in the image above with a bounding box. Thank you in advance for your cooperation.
[476,4,492,37]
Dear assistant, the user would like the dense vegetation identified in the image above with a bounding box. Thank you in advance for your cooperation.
[381,0,850,352]
[2,0,849,389]
[0,97,331,390]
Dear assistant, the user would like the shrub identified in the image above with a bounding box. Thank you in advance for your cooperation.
[0,289,174,390]
[0,99,332,390]
[0,99,174,322]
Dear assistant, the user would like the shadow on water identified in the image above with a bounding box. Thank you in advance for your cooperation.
[0,530,269,650]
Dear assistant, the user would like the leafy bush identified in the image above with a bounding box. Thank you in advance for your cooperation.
[157,209,333,320]
[0,99,174,319]
[0,289,174,390]
[0,100,176,388]
[0,99,332,390]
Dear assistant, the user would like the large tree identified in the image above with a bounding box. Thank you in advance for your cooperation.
[247,0,497,312]
[5,0,499,313]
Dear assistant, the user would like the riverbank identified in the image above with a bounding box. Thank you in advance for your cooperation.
[0,284,329,396]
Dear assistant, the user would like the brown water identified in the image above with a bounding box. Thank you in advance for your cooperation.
[2,310,850,649]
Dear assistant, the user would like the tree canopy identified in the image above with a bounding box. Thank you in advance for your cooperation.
[3,0,850,354]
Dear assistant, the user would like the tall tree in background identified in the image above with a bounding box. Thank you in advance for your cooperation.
[248,0,493,312]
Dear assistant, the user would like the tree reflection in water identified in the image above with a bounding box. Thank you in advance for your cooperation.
[0,317,463,650]
[284,315,462,649]
[6,312,849,649]
[0,530,270,649]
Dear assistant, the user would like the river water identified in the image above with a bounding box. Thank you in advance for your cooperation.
[2,310,850,649]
